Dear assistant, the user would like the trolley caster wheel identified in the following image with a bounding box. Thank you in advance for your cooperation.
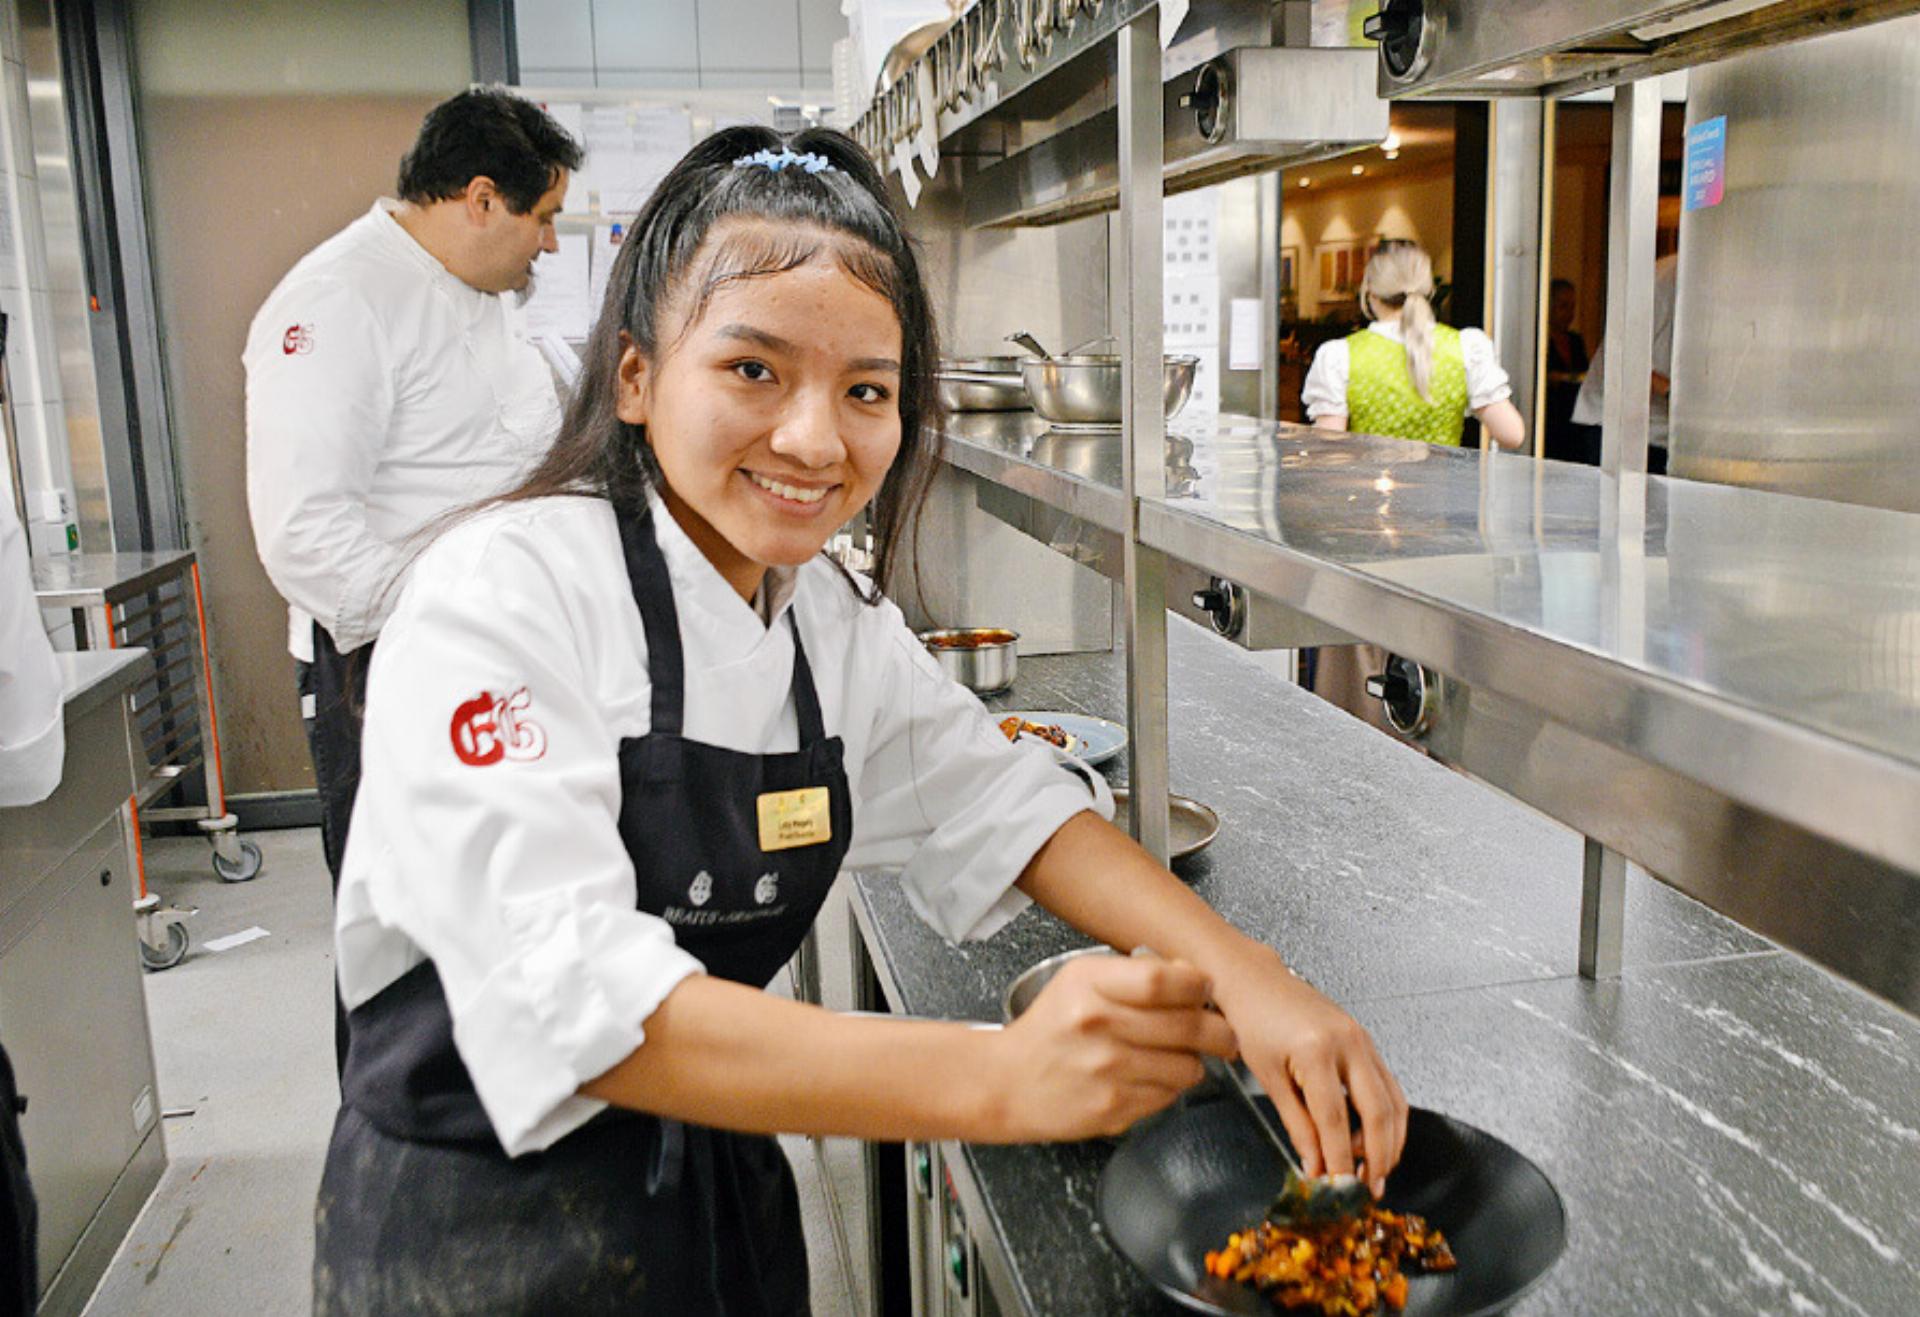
[213,838,263,883]
[140,922,190,972]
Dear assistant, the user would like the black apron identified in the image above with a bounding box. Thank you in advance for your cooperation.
[315,499,853,1316]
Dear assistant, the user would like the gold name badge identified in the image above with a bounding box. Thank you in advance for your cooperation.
[757,786,832,852]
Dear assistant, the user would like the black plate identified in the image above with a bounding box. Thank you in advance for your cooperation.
[1098,1100,1566,1316]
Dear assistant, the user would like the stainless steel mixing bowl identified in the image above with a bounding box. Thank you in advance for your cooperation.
[918,627,1019,695]
[935,356,1031,412]
[1001,947,1115,1021]
[1019,354,1199,427]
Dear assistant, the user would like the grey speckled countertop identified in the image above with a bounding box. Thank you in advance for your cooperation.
[850,618,1920,1316]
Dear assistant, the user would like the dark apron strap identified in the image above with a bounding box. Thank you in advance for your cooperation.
[787,618,826,747]
[617,500,687,737]
[617,497,831,751]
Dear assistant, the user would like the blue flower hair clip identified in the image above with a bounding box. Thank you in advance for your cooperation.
[734,147,836,175]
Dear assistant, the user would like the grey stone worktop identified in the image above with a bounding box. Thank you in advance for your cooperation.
[850,618,1920,1315]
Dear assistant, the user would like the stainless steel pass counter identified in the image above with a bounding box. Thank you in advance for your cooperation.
[938,412,1920,1012]
[0,650,165,1315]
[848,623,1920,1315]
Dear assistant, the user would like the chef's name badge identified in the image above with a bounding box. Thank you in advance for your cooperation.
[757,786,831,852]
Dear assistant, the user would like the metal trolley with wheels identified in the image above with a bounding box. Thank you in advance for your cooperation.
[32,549,262,971]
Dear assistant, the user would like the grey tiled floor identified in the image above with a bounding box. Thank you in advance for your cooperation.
[82,828,863,1315]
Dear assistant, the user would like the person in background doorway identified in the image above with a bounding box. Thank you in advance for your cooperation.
[1572,251,1678,475]
[243,90,581,1075]
[1302,239,1526,452]
[1543,277,1597,465]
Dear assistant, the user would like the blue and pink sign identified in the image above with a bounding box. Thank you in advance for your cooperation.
[1684,116,1728,212]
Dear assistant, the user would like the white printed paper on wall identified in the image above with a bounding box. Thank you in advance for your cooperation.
[1164,274,1220,345]
[1163,191,1218,274]
[586,106,694,220]
[523,232,591,341]
[1228,298,1263,371]
[541,102,588,212]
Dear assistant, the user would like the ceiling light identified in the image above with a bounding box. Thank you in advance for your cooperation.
[1299,177,1311,187]
[1384,149,1400,160]
[1352,164,1366,176]
[1382,131,1402,152]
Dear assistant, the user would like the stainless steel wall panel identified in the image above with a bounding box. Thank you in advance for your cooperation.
[1671,17,1920,513]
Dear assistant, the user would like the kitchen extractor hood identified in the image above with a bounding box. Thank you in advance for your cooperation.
[964,46,1387,229]
[1363,0,1920,97]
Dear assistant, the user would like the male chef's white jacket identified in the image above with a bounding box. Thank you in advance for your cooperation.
[244,199,561,662]
[0,495,62,806]
[337,489,1114,1156]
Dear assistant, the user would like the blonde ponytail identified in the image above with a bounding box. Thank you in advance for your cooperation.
[1360,239,1439,401]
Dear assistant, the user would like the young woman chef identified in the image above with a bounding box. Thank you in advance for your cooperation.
[314,126,1409,1315]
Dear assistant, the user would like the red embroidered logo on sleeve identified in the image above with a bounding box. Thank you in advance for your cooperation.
[281,324,314,355]
[450,688,547,766]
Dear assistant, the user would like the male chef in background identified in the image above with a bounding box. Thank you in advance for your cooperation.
[244,89,581,1073]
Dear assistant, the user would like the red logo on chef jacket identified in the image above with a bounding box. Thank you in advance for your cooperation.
[281,323,314,355]
[450,687,547,766]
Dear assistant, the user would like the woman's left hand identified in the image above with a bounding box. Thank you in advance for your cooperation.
[1210,944,1408,1197]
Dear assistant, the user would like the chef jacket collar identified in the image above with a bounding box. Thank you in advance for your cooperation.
[370,198,487,312]
[642,484,801,651]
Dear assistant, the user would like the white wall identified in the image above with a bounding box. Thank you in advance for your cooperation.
[132,0,469,95]
[517,0,845,90]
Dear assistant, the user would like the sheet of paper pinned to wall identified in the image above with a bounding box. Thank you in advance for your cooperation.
[541,102,589,212]
[523,231,592,340]
[1228,298,1263,371]
[588,224,623,325]
[1164,190,1220,412]
[1163,190,1217,274]
[586,105,694,221]
[1164,273,1220,343]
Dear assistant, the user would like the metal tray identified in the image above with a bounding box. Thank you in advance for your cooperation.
[1110,788,1219,862]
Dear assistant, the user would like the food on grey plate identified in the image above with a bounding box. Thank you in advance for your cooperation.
[1204,1206,1456,1315]
[998,715,1070,749]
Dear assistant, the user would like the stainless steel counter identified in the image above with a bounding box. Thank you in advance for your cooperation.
[0,647,165,1315]
[938,412,1920,1010]
[847,624,1920,1315]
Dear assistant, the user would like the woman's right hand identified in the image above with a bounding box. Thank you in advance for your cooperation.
[981,953,1236,1142]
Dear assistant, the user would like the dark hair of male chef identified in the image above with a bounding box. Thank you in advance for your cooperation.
[248,89,581,1080]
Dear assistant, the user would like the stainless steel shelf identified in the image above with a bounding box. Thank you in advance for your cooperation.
[938,410,1132,533]
[936,413,1920,1009]
[1370,0,1920,100]
[855,2,1382,227]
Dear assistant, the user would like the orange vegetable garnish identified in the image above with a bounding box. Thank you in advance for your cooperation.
[1202,1207,1455,1315]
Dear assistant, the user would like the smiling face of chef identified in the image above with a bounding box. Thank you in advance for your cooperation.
[615,219,905,601]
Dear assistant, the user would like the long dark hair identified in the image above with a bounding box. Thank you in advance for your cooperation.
[488,124,942,603]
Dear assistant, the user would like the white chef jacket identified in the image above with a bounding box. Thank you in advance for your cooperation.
[1301,320,1512,423]
[1572,252,1677,449]
[0,495,62,807]
[244,199,562,661]
[336,487,1114,1157]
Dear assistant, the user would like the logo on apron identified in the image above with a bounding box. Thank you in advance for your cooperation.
[689,871,714,907]
[754,873,779,905]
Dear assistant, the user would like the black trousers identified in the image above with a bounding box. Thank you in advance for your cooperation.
[296,623,372,1078]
